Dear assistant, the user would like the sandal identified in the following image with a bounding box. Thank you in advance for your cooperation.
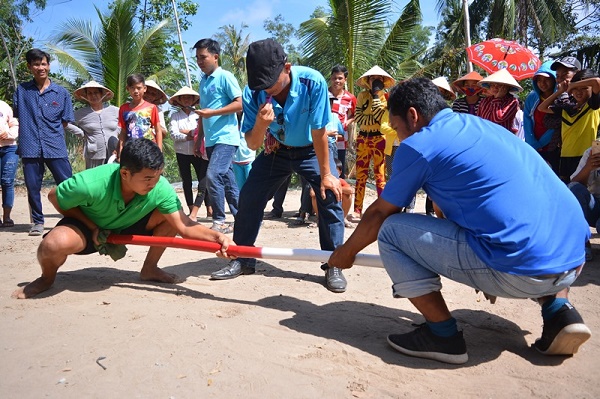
[28,224,44,236]
[2,218,14,227]
[346,213,361,223]
[292,213,308,225]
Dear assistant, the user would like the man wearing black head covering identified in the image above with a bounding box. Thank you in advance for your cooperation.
[209,39,347,293]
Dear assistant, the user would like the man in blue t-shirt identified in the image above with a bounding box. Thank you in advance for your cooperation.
[210,39,346,293]
[329,78,591,364]
[193,38,242,234]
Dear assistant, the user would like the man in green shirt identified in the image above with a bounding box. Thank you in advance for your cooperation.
[13,138,233,299]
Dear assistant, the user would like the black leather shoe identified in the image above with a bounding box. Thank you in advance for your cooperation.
[210,260,255,280]
[263,210,282,220]
[323,264,347,293]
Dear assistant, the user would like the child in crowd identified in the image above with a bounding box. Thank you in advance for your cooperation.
[452,71,484,115]
[569,140,600,261]
[328,65,356,179]
[477,68,522,134]
[310,159,355,228]
[232,130,256,189]
[542,57,581,180]
[105,136,119,164]
[432,77,456,102]
[537,69,600,182]
[169,86,212,220]
[523,61,559,173]
[326,92,345,160]
[117,73,163,158]
[144,79,168,133]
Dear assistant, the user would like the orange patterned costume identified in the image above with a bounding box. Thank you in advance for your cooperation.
[353,90,387,215]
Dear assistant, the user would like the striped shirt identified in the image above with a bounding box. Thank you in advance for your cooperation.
[452,97,481,115]
[477,95,519,133]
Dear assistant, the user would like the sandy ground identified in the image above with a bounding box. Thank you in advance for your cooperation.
[0,186,598,399]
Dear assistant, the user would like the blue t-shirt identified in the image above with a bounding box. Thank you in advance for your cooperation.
[326,112,344,144]
[381,108,589,276]
[199,67,242,147]
[13,79,75,158]
[242,66,331,147]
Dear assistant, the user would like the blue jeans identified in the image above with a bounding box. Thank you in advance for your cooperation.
[206,144,239,223]
[0,145,18,209]
[22,157,72,225]
[569,182,600,231]
[234,146,345,268]
[378,213,578,299]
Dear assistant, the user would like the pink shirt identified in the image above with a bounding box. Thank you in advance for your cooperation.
[0,100,19,147]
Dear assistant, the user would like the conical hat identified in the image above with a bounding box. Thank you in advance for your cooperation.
[169,86,200,107]
[144,80,168,104]
[452,71,484,90]
[432,77,456,100]
[356,65,395,89]
[73,81,114,102]
[478,69,523,93]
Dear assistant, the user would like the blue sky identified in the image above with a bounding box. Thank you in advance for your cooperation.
[23,0,440,82]
[24,0,441,55]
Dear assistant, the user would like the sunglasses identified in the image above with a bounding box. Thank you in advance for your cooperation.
[275,112,285,142]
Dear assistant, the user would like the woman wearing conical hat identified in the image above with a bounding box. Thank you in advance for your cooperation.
[351,65,395,221]
[477,69,522,134]
[451,71,484,115]
[66,81,119,169]
[169,86,212,220]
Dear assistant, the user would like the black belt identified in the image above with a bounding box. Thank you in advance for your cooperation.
[279,144,313,150]
[358,131,382,137]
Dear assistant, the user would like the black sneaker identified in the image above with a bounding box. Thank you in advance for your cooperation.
[533,303,591,355]
[387,324,468,364]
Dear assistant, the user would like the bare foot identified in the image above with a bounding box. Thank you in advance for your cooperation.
[11,277,54,299]
[140,266,184,284]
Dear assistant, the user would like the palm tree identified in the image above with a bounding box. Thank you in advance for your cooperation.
[298,0,423,94]
[425,0,482,79]
[439,0,572,50]
[46,0,171,106]
[213,23,250,88]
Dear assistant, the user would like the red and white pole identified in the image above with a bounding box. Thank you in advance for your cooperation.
[107,234,383,268]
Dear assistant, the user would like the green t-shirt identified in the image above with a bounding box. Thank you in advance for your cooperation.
[56,163,181,231]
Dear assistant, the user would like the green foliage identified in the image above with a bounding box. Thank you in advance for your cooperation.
[264,14,301,64]
[298,0,423,93]
[213,23,250,87]
[0,0,46,103]
[134,0,198,86]
[48,0,172,106]
[427,0,580,79]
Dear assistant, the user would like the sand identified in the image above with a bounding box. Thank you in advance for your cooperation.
[0,187,598,398]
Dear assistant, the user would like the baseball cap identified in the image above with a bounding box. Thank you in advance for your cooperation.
[246,39,287,91]
[551,56,581,71]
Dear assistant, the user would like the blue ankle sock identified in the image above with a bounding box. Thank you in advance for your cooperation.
[541,298,569,321]
[426,318,458,338]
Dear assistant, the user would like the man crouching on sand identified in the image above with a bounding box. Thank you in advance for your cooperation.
[13,138,233,299]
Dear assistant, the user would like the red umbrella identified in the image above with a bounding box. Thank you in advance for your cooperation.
[466,38,541,80]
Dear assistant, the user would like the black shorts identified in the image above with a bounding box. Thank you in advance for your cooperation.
[53,212,154,255]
